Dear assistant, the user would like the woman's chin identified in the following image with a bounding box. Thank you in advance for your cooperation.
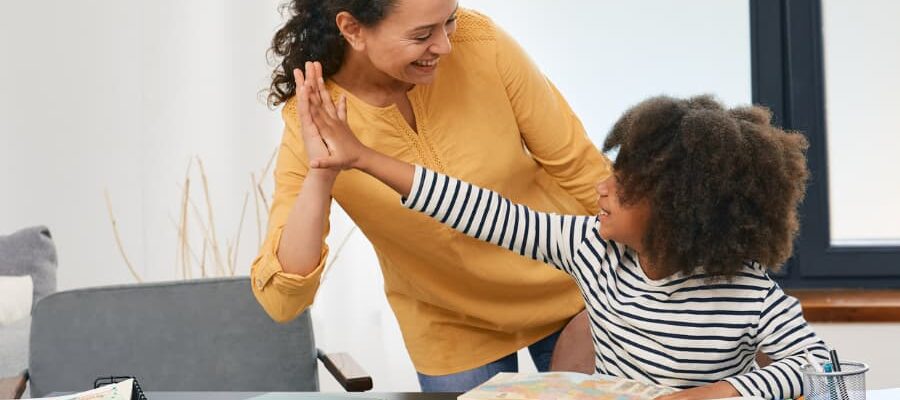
[402,67,439,84]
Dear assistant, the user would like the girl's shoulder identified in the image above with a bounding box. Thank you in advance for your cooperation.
[728,261,777,288]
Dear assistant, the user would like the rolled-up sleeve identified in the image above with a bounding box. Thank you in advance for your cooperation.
[250,98,330,323]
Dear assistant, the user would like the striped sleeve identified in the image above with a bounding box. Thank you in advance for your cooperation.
[724,283,829,399]
[402,166,595,274]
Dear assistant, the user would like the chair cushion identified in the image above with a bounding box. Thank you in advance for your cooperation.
[0,317,30,377]
[0,275,33,326]
[0,226,56,382]
[0,226,58,306]
[0,276,32,379]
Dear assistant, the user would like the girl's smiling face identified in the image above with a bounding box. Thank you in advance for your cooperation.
[596,175,651,252]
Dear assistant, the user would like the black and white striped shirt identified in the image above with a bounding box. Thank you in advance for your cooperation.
[403,166,829,399]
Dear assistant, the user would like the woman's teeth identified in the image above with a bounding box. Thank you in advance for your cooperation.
[413,59,438,67]
[599,208,610,216]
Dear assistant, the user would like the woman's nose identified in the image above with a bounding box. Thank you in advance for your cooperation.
[430,29,452,55]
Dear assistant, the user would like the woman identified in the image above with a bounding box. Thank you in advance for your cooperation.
[252,0,611,391]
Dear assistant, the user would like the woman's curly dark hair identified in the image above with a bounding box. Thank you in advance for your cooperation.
[602,95,809,278]
[267,0,397,107]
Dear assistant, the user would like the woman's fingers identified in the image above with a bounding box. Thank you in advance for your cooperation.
[304,62,321,107]
[293,67,307,121]
[292,68,305,88]
[295,73,318,137]
[313,62,338,118]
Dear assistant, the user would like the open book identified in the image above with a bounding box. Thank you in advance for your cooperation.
[459,372,677,400]
[32,378,133,400]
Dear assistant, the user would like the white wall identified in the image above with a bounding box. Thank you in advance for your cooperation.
[0,0,285,288]
[2,0,897,393]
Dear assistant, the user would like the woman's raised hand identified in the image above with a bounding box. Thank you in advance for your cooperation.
[293,62,332,166]
[302,65,368,171]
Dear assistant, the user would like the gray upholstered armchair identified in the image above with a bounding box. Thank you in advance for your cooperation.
[0,226,58,399]
[0,277,371,398]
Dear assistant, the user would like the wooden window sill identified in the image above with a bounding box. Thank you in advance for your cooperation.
[787,289,900,322]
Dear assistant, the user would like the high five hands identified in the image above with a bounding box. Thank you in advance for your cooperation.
[293,61,369,172]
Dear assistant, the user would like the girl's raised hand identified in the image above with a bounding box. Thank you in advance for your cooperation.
[306,77,367,171]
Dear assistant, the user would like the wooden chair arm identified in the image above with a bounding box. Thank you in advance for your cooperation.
[316,349,373,392]
[0,370,28,399]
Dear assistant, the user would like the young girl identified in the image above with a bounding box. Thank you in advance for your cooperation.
[300,78,829,399]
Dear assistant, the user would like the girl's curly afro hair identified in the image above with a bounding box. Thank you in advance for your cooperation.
[602,95,809,278]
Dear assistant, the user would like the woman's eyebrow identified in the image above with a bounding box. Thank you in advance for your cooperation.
[407,4,459,33]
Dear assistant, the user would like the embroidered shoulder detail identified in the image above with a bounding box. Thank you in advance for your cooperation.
[283,96,297,115]
[451,8,496,43]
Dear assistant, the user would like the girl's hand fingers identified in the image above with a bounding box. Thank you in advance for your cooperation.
[310,102,338,142]
[314,62,338,118]
[308,100,324,130]
[309,95,334,126]
[336,95,347,122]
[312,105,337,143]
[310,157,338,169]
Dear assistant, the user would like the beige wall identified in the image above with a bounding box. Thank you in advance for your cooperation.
[811,323,900,389]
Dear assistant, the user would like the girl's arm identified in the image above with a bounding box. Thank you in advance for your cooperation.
[307,79,595,274]
[400,166,596,274]
[722,283,830,399]
[656,282,828,400]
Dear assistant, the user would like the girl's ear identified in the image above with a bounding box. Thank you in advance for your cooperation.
[336,11,365,51]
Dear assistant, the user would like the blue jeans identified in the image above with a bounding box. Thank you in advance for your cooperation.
[417,329,561,392]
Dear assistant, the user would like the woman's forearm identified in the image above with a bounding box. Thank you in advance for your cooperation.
[277,169,336,276]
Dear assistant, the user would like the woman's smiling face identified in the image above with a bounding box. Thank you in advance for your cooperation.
[355,0,459,85]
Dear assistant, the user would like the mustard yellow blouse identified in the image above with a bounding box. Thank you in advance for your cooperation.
[251,9,611,375]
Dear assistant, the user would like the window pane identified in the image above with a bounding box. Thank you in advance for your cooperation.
[823,0,900,246]
[460,0,752,145]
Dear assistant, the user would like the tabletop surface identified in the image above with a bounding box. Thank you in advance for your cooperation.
[127,392,460,400]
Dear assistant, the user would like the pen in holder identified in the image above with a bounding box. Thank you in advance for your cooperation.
[801,361,869,400]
